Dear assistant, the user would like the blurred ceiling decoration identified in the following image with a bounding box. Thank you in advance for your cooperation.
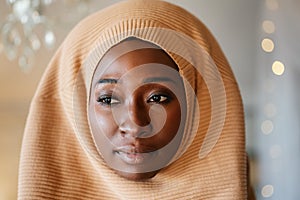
[0,0,89,71]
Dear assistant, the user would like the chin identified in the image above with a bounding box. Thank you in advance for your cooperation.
[116,170,160,181]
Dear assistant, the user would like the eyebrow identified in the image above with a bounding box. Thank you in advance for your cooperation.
[97,78,118,84]
[143,77,177,84]
[96,77,177,85]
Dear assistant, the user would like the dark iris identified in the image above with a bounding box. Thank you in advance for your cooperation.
[152,95,161,102]
[147,94,169,103]
[97,96,113,105]
[97,96,120,105]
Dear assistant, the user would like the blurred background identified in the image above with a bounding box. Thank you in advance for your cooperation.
[0,0,299,199]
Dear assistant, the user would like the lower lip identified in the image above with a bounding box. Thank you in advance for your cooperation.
[116,151,154,165]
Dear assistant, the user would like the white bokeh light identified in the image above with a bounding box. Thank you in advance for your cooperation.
[261,184,274,198]
[272,60,285,76]
[261,38,275,53]
[261,120,274,135]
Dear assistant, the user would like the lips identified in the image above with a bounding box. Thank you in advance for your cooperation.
[114,145,157,165]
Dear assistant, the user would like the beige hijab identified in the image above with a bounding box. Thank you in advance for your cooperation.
[18,0,249,199]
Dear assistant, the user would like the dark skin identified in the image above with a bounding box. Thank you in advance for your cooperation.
[88,39,186,181]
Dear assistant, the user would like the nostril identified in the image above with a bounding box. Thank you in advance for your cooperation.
[118,114,153,138]
[120,130,126,137]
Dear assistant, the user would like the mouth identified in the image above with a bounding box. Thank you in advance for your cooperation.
[114,146,157,165]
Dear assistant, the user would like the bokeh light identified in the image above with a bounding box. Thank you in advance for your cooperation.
[272,60,285,76]
[262,20,275,34]
[261,38,274,52]
[261,184,274,198]
[265,0,279,11]
[261,120,274,135]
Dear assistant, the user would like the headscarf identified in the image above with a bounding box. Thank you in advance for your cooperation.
[18,0,249,199]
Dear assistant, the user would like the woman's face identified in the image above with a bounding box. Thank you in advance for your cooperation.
[88,39,186,181]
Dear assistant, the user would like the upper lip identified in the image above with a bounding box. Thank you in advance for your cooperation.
[114,145,155,154]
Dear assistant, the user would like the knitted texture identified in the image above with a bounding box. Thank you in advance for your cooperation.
[18,0,247,199]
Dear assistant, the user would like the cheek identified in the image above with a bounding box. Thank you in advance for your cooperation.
[168,106,181,130]
[159,102,182,142]
[89,105,118,139]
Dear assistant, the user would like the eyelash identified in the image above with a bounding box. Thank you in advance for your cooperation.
[147,94,171,104]
[96,95,120,106]
[96,94,171,106]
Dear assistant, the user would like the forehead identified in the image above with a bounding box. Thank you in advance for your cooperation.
[93,39,179,80]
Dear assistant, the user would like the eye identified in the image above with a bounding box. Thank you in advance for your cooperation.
[97,96,120,106]
[147,94,170,104]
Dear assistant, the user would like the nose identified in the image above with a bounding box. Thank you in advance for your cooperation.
[116,99,152,138]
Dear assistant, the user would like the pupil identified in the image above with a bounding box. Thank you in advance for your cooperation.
[153,95,160,102]
[105,98,111,104]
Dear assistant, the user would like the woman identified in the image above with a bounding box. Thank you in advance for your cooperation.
[19,0,252,199]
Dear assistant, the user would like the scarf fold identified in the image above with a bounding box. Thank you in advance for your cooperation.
[18,0,248,199]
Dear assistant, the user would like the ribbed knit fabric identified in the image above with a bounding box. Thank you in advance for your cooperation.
[18,0,249,199]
